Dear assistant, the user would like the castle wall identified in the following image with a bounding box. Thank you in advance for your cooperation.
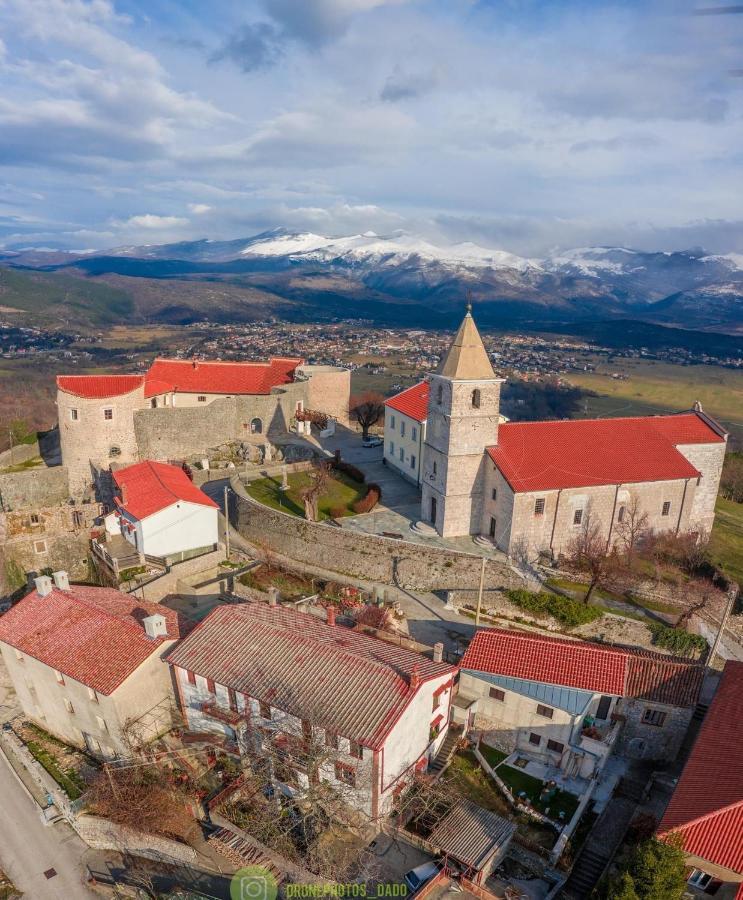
[0,466,69,509]
[298,365,351,425]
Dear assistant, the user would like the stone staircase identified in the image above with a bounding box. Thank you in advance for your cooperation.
[429,727,461,776]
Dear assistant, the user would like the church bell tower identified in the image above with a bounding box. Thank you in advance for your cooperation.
[420,305,504,537]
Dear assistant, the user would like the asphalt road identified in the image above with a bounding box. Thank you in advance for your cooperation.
[0,751,97,899]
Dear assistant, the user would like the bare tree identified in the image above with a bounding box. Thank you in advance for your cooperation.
[615,493,649,563]
[349,392,386,440]
[300,460,332,522]
[675,578,725,629]
[568,510,616,604]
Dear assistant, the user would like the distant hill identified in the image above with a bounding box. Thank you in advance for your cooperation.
[1,228,741,339]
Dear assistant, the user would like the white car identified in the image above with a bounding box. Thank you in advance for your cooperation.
[362,436,383,448]
[404,861,441,894]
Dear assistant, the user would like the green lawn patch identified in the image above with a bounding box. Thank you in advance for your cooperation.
[246,471,367,520]
[24,739,87,800]
[445,751,510,814]
[498,765,580,822]
[710,496,743,588]
[0,454,43,474]
[478,742,508,769]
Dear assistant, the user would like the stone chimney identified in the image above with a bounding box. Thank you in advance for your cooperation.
[326,605,336,626]
[52,571,70,591]
[34,575,53,597]
[142,614,168,639]
[433,642,444,663]
[409,663,421,692]
[267,587,280,607]
[192,360,198,369]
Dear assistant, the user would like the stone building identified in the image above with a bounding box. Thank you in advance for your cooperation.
[0,575,189,757]
[56,357,350,496]
[388,308,727,557]
[166,600,457,819]
[458,627,703,771]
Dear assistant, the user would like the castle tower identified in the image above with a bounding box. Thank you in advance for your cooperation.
[420,306,504,537]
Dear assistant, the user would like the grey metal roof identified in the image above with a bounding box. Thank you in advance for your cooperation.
[467,671,594,716]
[429,801,516,869]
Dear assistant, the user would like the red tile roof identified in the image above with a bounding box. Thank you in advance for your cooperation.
[166,602,455,748]
[385,381,430,423]
[0,585,189,695]
[143,357,303,397]
[56,374,145,399]
[113,460,219,520]
[486,413,722,493]
[658,661,743,874]
[461,628,703,707]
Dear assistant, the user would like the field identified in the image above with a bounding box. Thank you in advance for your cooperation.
[710,497,743,587]
[566,359,743,448]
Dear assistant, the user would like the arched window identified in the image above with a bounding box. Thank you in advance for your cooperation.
[471,389,481,409]
[250,417,263,435]
[437,384,444,405]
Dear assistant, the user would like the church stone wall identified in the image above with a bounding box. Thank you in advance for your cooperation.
[674,441,727,536]
[229,476,524,593]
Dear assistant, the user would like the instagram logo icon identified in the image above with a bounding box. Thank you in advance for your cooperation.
[231,865,278,900]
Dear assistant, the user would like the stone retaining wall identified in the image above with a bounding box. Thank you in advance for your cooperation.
[0,465,69,509]
[74,814,197,863]
[229,476,525,593]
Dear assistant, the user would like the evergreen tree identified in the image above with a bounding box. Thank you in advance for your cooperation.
[606,837,688,900]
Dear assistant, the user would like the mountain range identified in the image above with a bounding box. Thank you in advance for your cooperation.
[1,229,741,337]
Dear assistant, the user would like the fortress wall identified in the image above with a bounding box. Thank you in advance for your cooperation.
[229,475,524,593]
[0,466,69,510]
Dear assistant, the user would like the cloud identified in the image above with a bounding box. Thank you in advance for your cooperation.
[119,214,190,229]
[210,22,283,72]
[188,203,213,214]
[380,66,439,102]
[265,0,413,46]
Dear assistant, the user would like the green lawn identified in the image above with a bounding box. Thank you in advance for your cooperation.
[710,497,743,588]
[0,454,43,474]
[498,765,580,822]
[478,743,509,770]
[24,739,87,800]
[246,471,367,520]
[446,751,511,815]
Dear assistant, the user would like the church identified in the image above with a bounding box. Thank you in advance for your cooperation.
[386,309,728,560]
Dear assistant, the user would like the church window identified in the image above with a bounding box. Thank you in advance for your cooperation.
[471,389,481,409]
[573,509,583,526]
[617,506,625,523]
[534,498,545,516]
[432,461,438,476]
[103,408,113,421]
[69,408,79,421]
[662,501,671,517]
[437,384,443,405]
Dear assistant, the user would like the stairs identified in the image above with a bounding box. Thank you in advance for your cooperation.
[429,727,461,776]
[561,847,611,899]
[616,775,647,804]
[692,702,709,724]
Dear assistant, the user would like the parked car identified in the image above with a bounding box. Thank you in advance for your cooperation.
[362,436,383,448]
[404,861,441,894]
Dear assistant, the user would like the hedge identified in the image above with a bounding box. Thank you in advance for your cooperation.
[332,460,366,483]
[353,483,382,514]
[505,588,603,628]
[648,622,708,656]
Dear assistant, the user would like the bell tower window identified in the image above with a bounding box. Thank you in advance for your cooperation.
[471,389,481,409]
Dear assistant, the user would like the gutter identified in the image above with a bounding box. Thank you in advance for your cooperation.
[548,489,563,557]
[606,484,621,551]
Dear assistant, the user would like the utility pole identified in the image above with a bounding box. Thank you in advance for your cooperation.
[223,485,230,560]
[475,556,487,627]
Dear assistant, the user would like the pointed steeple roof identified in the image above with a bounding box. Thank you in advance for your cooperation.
[437,306,496,380]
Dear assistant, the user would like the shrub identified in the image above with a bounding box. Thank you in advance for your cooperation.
[332,460,365,483]
[505,588,603,628]
[355,605,392,630]
[353,483,382,514]
[648,622,708,656]
[329,505,347,520]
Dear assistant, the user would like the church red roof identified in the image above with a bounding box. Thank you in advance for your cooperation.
[144,357,303,397]
[658,661,743,874]
[486,414,722,493]
[113,460,219,520]
[0,584,188,695]
[461,628,703,707]
[385,381,430,423]
[57,374,144,399]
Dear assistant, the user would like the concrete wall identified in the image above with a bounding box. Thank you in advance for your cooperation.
[385,410,425,485]
[229,476,524,593]
[0,466,70,510]
[0,639,177,756]
[58,385,147,495]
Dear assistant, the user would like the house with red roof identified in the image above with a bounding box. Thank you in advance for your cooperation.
[56,356,350,495]
[104,460,219,560]
[165,600,457,819]
[657,660,743,898]
[412,308,727,556]
[384,381,430,485]
[0,573,189,757]
[458,627,703,777]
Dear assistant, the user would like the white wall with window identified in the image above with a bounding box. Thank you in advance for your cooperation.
[384,409,426,485]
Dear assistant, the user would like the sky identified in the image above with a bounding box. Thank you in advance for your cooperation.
[1,0,742,256]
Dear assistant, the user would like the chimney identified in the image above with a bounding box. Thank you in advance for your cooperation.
[52,571,70,591]
[143,614,168,639]
[433,642,444,663]
[267,587,280,607]
[192,360,198,369]
[34,575,53,597]
[409,663,421,692]
[120,483,128,505]
[326,605,336,627]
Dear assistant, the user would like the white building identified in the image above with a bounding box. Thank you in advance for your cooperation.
[105,460,219,560]
[0,574,187,757]
[384,381,429,485]
[166,601,457,820]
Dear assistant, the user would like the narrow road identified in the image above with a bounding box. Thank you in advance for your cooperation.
[0,753,96,899]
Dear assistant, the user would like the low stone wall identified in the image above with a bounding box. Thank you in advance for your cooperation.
[228,476,525,593]
[137,548,226,602]
[0,465,69,509]
[74,814,197,863]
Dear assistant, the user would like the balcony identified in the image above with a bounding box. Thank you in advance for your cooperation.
[200,701,243,726]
